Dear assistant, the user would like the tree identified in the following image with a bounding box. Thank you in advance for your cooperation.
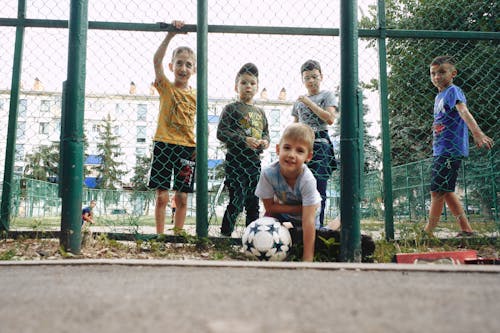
[130,154,151,192]
[95,114,127,190]
[130,154,154,215]
[360,0,497,166]
[360,0,498,218]
[24,142,59,181]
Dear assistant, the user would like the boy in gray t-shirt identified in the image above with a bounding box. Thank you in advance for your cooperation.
[291,59,338,228]
[255,123,320,262]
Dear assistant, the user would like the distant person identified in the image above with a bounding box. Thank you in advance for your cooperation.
[217,63,270,237]
[148,20,196,235]
[255,123,320,262]
[292,59,338,229]
[170,194,176,224]
[424,55,494,237]
[81,200,96,229]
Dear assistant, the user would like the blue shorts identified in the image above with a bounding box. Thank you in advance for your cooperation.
[307,131,337,181]
[148,141,196,193]
[430,156,462,192]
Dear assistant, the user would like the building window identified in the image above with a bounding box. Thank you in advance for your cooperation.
[19,99,27,118]
[136,126,146,143]
[39,122,49,134]
[17,121,26,140]
[40,100,50,113]
[136,147,146,157]
[15,144,24,161]
[137,104,147,121]
[115,103,123,114]
[270,130,280,144]
[270,109,280,125]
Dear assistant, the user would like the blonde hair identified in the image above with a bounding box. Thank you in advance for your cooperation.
[280,123,315,152]
[171,46,196,61]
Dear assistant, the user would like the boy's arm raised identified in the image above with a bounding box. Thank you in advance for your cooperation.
[456,103,494,149]
[153,20,185,82]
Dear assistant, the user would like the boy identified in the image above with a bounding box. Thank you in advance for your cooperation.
[217,63,270,237]
[424,55,494,236]
[255,123,320,262]
[149,20,196,234]
[81,200,96,229]
[292,59,338,228]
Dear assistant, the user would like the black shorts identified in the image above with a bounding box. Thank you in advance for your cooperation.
[430,156,462,192]
[148,141,196,193]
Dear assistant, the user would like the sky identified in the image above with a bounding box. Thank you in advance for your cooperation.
[1,0,380,135]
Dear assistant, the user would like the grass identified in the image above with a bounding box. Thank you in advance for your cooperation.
[4,216,499,263]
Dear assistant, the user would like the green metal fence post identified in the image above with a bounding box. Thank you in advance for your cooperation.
[1,0,26,232]
[196,0,209,238]
[60,0,88,253]
[339,0,361,262]
[377,0,395,240]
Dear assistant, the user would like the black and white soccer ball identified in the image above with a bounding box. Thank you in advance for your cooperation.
[242,217,292,261]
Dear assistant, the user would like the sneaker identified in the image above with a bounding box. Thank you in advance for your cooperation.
[456,231,475,237]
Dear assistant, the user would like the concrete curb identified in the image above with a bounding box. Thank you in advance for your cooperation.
[1,258,499,273]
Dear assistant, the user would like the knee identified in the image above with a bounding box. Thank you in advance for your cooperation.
[156,194,169,208]
[175,193,188,208]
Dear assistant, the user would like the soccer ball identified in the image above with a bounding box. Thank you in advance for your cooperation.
[241,217,292,261]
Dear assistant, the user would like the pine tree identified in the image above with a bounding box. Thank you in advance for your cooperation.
[24,142,59,181]
[95,114,127,190]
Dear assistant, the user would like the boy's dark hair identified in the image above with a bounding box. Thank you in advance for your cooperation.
[235,63,259,83]
[430,55,455,66]
[300,59,322,74]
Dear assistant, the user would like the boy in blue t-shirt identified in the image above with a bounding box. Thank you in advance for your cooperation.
[81,200,96,229]
[424,56,494,237]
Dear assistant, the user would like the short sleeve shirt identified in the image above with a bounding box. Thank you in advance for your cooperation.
[154,78,196,147]
[255,161,321,224]
[291,90,337,132]
[432,85,468,157]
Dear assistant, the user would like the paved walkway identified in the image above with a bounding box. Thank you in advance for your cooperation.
[0,260,499,333]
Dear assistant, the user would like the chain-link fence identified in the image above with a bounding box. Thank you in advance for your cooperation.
[1,1,498,240]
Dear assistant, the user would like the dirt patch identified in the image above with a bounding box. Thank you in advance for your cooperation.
[0,235,244,261]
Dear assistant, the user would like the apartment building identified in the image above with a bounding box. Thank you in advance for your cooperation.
[0,81,294,188]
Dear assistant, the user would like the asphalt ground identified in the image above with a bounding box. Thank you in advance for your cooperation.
[0,260,499,333]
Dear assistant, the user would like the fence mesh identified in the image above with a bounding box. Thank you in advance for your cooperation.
[1,0,498,238]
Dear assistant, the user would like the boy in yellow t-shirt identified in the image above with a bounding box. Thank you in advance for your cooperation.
[149,20,196,234]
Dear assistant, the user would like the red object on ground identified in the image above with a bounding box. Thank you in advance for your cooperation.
[395,250,478,264]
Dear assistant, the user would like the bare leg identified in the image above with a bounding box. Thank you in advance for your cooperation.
[424,191,445,234]
[155,189,169,234]
[443,192,473,233]
[173,192,188,232]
